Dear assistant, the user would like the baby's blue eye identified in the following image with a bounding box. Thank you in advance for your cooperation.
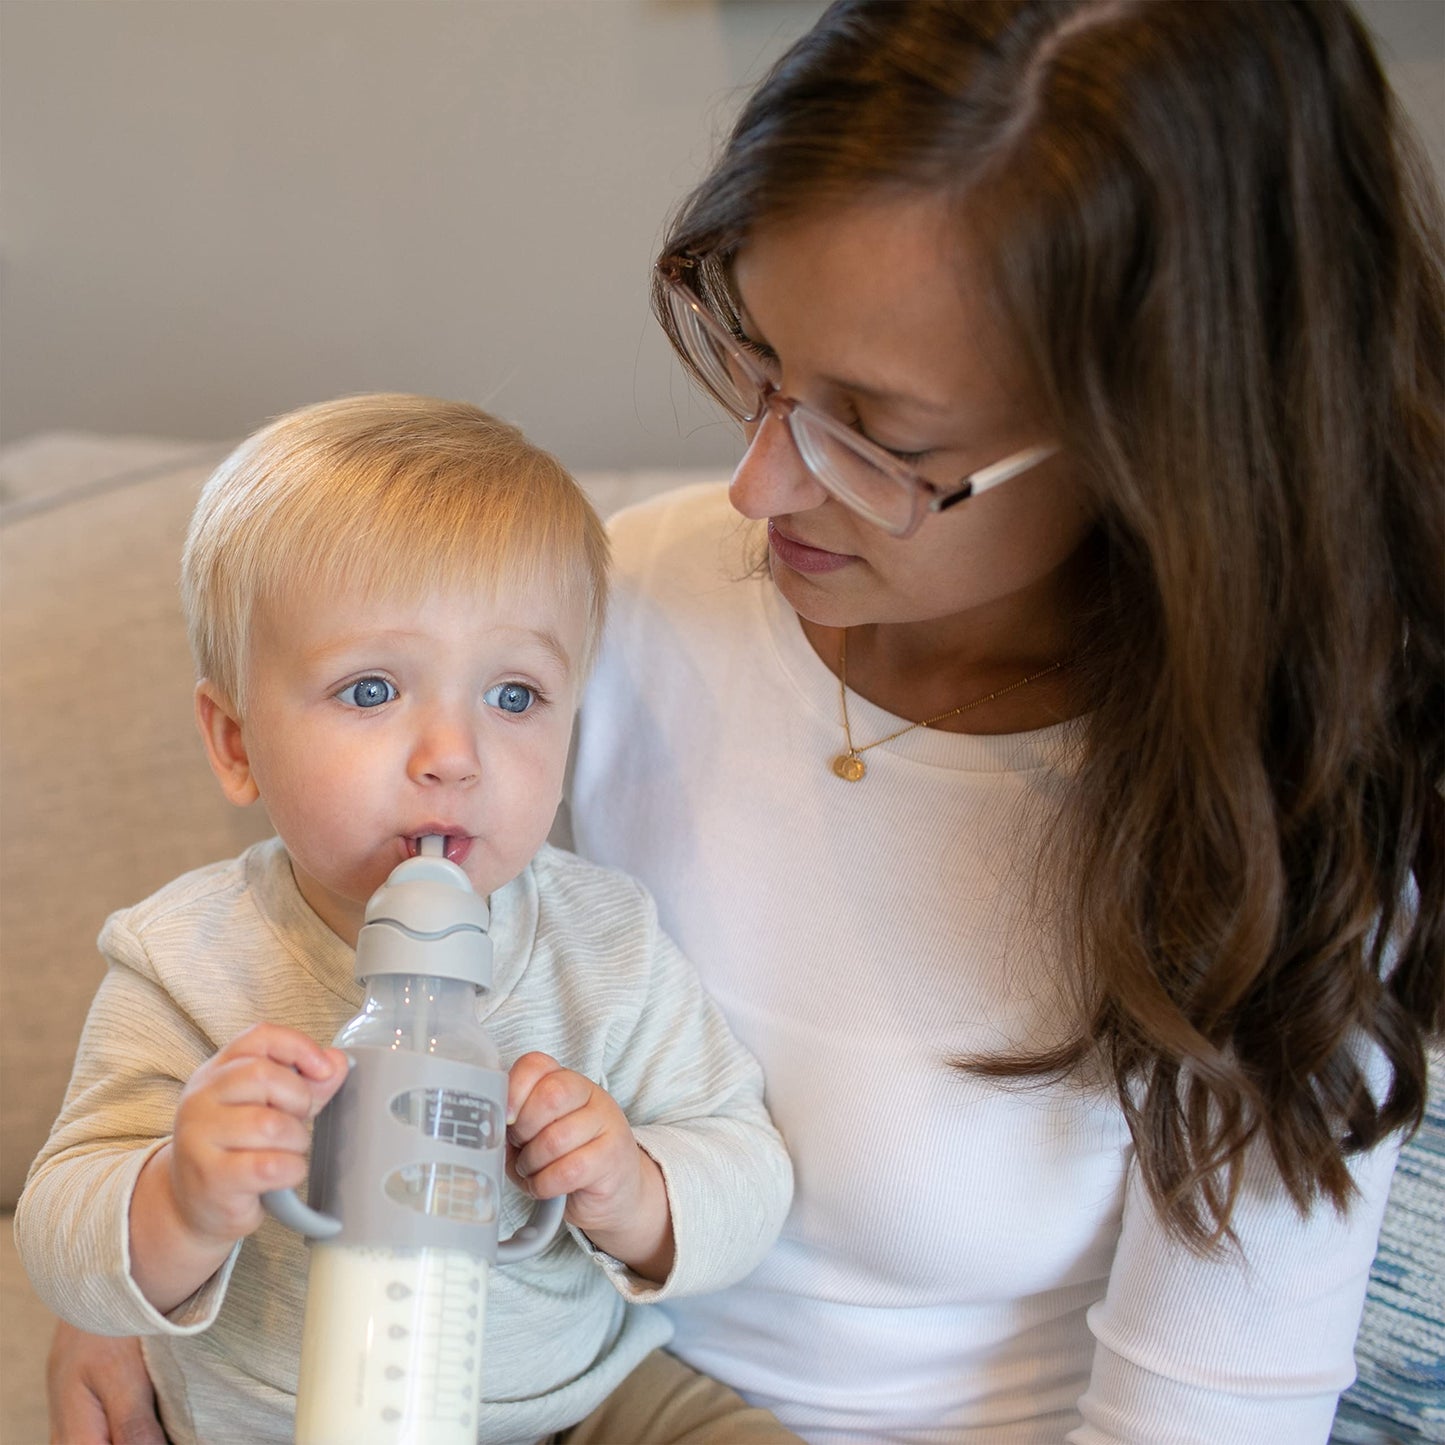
[338,676,397,709]
[484,682,535,715]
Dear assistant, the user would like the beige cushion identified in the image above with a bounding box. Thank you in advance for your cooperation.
[0,454,275,1208]
[1,1213,53,1444]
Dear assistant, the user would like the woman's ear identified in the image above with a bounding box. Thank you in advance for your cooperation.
[194,681,260,806]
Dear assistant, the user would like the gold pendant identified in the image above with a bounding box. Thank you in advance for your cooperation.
[832,752,866,782]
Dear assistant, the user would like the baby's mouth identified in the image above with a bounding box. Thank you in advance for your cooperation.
[405,834,473,865]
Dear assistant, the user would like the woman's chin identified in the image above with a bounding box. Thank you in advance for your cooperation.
[767,558,857,628]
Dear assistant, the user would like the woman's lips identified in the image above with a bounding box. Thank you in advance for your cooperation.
[767,521,856,574]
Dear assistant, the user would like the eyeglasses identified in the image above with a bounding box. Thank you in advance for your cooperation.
[657,263,1058,539]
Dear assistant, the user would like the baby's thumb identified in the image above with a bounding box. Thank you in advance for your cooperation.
[307,1048,352,1115]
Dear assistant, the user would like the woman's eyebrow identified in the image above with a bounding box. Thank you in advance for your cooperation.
[825,375,955,414]
[735,300,954,416]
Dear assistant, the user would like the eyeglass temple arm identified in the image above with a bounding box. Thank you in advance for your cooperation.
[931,444,1059,514]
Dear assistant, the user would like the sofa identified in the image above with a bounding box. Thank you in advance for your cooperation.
[1,433,1439,1444]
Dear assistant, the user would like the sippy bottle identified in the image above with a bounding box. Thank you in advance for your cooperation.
[263,836,565,1445]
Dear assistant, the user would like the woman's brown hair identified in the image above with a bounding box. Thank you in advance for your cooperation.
[657,0,1444,1248]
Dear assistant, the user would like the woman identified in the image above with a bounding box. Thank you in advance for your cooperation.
[48,2,1443,1441]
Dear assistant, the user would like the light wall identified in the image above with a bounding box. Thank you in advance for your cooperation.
[2,0,1440,473]
[0,0,829,471]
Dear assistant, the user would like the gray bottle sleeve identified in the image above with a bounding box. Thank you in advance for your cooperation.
[306,1046,511,1258]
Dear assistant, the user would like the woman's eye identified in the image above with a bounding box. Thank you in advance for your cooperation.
[730,327,780,374]
[851,419,931,466]
[337,676,397,709]
[880,442,931,465]
[484,682,536,715]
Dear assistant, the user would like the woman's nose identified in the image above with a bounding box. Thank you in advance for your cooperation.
[728,404,829,521]
[408,715,480,786]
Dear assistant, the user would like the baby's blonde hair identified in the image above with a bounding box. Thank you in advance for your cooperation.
[181,394,609,711]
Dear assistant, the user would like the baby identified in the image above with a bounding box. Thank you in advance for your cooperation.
[16,395,795,1445]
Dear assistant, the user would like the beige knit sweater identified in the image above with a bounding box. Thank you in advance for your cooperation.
[16,837,792,1445]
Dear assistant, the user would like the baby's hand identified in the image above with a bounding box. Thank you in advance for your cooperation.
[168,1023,348,1247]
[506,1051,674,1282]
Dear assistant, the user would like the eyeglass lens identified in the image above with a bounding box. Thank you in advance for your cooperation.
[665,278,919,534]
[667,286,763,422]
[790,420,916,532]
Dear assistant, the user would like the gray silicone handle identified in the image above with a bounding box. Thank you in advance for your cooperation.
[261,1183,565,1256]
[261,1187,342,1239]
[496,1192,568,1263]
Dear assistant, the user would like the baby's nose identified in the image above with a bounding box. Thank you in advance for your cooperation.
[409,718,480,785]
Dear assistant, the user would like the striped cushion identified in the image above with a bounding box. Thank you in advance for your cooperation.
[1332,1058,1445,1442]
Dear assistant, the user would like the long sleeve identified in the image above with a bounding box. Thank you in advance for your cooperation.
[1071,1129,1399,1445]
[15,906,243,1337]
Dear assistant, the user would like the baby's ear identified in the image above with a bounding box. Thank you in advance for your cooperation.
[194,681,260,806]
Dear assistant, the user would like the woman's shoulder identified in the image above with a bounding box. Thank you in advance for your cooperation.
[604,478,747,588]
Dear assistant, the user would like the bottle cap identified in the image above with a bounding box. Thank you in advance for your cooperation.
[354,855,493,987]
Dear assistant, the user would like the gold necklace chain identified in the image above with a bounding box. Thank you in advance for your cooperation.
[831,631,1067,781]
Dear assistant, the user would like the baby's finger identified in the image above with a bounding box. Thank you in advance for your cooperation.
[194,1103,313,1158]
[512,1105,607,1189]
[523,1132,618,1204]
[308,1049,351,1115]
[176,1145,310,1237]
[228,1146,311,1195]
[507,1060,592,1146]
[506,1052,564,1127]
[187,1054,332,1121]
[197,1140,311,1197]
[215,1022,346,1084]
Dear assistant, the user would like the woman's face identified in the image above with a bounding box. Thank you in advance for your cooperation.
[728,193,1096,636]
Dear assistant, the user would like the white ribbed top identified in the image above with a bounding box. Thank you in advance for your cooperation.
[571,482,1400,1445]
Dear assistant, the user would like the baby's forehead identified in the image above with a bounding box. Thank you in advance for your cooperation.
[255,557,593,655]
[271,540,586,605]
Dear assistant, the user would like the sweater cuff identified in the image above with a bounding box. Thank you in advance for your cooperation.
[570,1228,669,1302]
[570,1141,679,1304]
[115,1141,242,1334]
[1069,1346,1345,1444]
[626,1121,789,1302]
